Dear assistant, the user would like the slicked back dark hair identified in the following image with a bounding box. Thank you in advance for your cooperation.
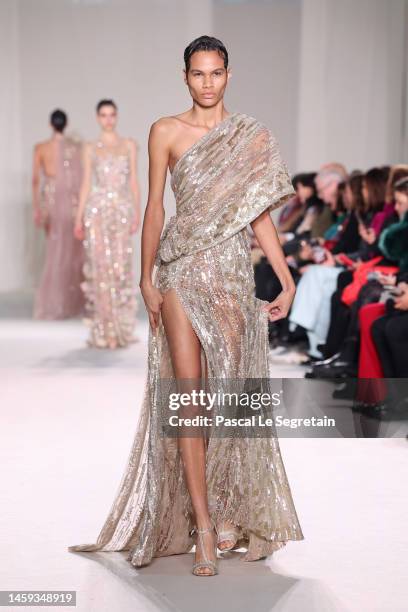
[96,99,117,114]
[50,109,67,133]
[184,35,228,72]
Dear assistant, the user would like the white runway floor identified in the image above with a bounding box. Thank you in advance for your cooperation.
[1,297,407,612]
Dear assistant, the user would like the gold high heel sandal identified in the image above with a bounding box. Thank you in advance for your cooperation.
[191,522,219,576]
[217,523,240,552]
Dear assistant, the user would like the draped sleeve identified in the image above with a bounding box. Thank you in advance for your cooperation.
[158,115,295,264]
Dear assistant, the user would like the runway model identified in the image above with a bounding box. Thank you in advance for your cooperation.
[74,99,141,349]
[32,109,84,319]
[69,37,304,575]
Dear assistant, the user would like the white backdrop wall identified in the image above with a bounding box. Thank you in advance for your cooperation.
[0,0,407,293]
[213,0,301,170]
[297,0,408,171]
[0,1,24,291]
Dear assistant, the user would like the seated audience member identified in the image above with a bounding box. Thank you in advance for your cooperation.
[322,180,347,242]
[347,166,393,262]
[281,167,345,265]
[329,171,363,254]
[307,175,408,378]
[371,282,408,377]
[279,173,322,251]
[320,165,398,360]
[254,172,322,304]
[276,176,305,234]
[312,167,346,238]
[286,172,364,359]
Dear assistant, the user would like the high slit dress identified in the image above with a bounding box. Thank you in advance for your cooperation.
[69,112,304,566]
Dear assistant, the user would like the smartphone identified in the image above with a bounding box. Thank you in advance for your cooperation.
[312,246,326,263]
[387,286,403,296]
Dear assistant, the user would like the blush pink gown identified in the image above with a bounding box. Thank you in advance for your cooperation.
[33,137,85,320]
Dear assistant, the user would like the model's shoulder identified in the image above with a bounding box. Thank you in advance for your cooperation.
[123,136,139,151]
[149,116,184,148]
[150,115,181,134]
[34,139,51,152]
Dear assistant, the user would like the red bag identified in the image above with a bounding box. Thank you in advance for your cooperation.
[341,257,399,306]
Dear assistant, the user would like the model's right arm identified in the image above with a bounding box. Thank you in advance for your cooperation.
[32,144,42,227]
[74,143,92,240]
[139,120,171,332]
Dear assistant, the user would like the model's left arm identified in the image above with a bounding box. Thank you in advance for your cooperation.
[128,138,142,233]
[250,210,296,321]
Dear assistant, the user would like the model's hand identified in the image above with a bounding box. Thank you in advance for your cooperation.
[140,281,163,331]
[74,220,85,241]
[262,289,295,322]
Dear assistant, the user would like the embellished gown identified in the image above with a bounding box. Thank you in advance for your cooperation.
[33,137,84,319]
[69,113,304,564]
[82,140,137,348]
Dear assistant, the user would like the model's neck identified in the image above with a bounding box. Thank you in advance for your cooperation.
[99,131,120,145]
[190,101,230,128]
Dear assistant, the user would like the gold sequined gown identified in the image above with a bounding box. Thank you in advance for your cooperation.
[69,113,304,564]
[82,140,137,347]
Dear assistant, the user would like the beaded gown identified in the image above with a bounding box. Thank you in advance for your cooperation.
[82,139,137,348]
[33,137,84,319]
[69,113,304,565]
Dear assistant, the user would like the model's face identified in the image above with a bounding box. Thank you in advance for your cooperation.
[97,105,117,131]
[184,50,230,108]
[394,191,408,219]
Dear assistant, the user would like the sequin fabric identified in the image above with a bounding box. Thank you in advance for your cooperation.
[81,141,137,347]
[69,113,304,565]
[34,137,85,319]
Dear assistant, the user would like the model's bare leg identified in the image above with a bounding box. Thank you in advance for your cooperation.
[200,339,237,551]
[161,289,216,575]
[203,349,237,552]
